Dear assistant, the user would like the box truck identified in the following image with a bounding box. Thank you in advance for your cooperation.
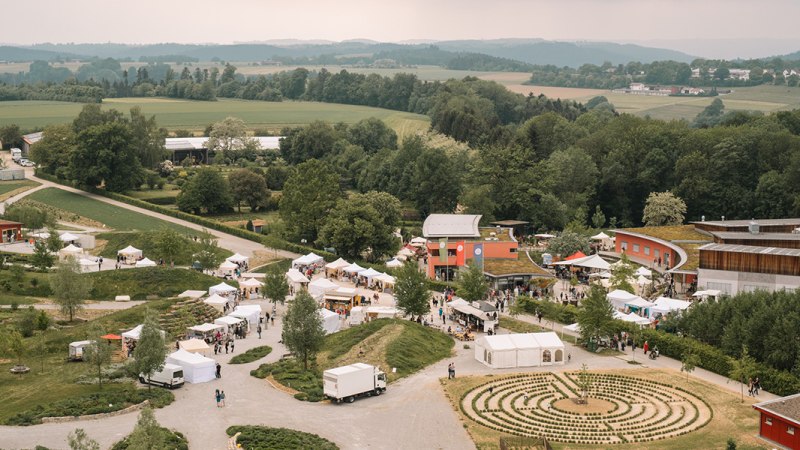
[139,363,185,389]
[323,363,386,403]
[10,148,22,162]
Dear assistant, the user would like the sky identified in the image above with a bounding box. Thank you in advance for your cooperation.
[4,0,800,58]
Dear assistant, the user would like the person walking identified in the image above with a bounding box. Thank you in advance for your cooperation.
[257,324,262,339]
[216,362,221,379]
[220,390,226,407]
[215,389,221,407]
[230,339,235,353]
[754,377,761,395]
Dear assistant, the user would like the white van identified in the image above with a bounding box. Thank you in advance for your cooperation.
[139,363,184,389]
[10,148,22,162]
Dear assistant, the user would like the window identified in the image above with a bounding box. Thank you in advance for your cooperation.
[542,350,551,363]
[510,247,517,253]
[644,246,650,256]
[621,241,628,250]
[788,426,795,435]
[654,249,660,258]
[633,244,640,253]
[431,250,440,257]
[766,417,773,426]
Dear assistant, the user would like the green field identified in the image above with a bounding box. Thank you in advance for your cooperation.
[0,97,431,139]
[0,180,39,201]
[27,187,193,233]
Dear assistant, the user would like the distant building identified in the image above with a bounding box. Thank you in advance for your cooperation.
[0,220,23,243]
[164,136,282,164]
[422,214,551,288]
[753,393,800,450]
[21,131,43,155]
[612,83,674,96]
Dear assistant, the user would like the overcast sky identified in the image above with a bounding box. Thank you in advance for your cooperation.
[4,0,800,58]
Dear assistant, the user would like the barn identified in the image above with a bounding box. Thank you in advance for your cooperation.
[753,393,800,450]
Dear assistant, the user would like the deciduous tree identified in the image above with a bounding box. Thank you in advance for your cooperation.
[84,324,113,389]
[281,291,325,370]
[176,168,233,214]
[279,159,341,242]
[133,310,167,389]
[228,168,270,212]
[547,231,590,258]
[457,264,488,302]
[51,258,92,322]
[394,261,431,319]
[30,239,55,271]
[680,352,700,381]
[263,270,289,306]
[642,191,687,227]
[577,286,616,345]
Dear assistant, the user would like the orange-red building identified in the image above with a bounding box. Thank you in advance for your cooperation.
[753,393,800,450]
[0,219,23,243]
[422,214,550,288]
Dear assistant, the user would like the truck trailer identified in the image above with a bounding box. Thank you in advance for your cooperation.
[323,363,386,403]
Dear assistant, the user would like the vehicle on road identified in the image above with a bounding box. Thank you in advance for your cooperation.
[10,148,22,162]
[323,362,386,403]
[139,363,185,389]
[18,158,34,167]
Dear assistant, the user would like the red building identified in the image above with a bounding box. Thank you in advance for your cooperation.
[753,393,800,449]
[0,219,23,243]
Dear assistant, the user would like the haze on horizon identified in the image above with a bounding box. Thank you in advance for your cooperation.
[4,0,800,60]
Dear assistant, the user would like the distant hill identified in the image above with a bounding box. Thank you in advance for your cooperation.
[0,45,80,62]
[776,50,800,61]
[8,39,697,67]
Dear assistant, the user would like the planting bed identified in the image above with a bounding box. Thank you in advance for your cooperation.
[460,372,711,445]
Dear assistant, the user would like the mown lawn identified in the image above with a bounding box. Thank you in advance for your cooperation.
[27,187,193,233]
[94,231,230,266]
[0,179,39,201]
[83,267,233,300]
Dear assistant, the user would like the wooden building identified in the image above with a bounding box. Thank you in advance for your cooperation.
[753,393,800,450]
[693,218,800,234]
[0,219,23,243]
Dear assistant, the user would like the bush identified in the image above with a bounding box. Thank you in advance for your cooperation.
[230,346,272,364]
[111,426,188,450]
[251,358,324,402]
[226,425,339,450]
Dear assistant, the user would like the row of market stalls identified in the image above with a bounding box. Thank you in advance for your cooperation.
[447,298,499,333]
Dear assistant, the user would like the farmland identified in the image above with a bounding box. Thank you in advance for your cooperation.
[0,97,430,139]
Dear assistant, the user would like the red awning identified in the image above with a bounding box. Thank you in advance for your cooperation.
[100,334,122,340]
[565,251,587,261]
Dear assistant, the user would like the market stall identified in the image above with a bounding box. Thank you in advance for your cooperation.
[117,245,142,264]
[59,232,80,244]
[166,349,216,383]
[324,257,350,278]
[209,282,237,298]
[308,278,338,298]
[218,260,238,277]
[230,305,261,326]
[286,269,310,293]
[292,252,324,269]
[239,277,263,299]
[607,289,643,310]
[226,253,249,267]
[649,297,692,320]
[319,308,341,334]
[121,324,165,358]
[58,244,84,261]
[203,293,231,312]
[178,337,212,356]
[385,258,403,269]
[187,323,223,341]
[374,273,396,292]
[214,315,245,334]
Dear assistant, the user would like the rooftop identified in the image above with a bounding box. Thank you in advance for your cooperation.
[754,393,800,424]
[490,220,529,226]
[483,253,552,278]
[700,243,800,257]
[692,218,800,227]
[22,131,43,145]
[164,136,282,151]
[422,214,481,238]
[617,225,711,242]
[711,231,800,241]
[478,227,514,242]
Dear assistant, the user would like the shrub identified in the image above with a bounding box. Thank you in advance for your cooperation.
[226,425,339,450]
[230,346,272,364]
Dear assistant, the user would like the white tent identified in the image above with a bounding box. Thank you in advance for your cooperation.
[553,254,610,270]
[178,290,206,299]
[178,338,212,356]
[117,245,142,263]
[230,305,261,325]
[188,323,223,336]
[239,277,263,299]
[474,332,565,369]
[589,271,612,279]
[309,278,339,297]
[166,349,216,383]
[625,297,655,310]
[325,258,350,271]
[29,231,50,239]
[203,294,230,311]
[635,267,653,277]
[342,263,365,274]
[59,232,80,242]
[375,273,396,285]
[214,315,244,333]
[534,233,556,239]
[607,289,641,309]
[366,306,400,319]
[447,297,469,309]
[319,308,341,334]
[622,312,651,326]
[385,258,403,268]
[292,252,324,268]
[349,306,365,325]
[409,237,427,247]
[135,257,157,268]
[218,260,238,275]
[693,289,721,300]
[591,232,610,240]
[240,278,263,288]
[226,253,249,264]
[359,267,381,281]
[564,323,581,333]
[398,247,415,259]
[122,324,165,341]
[636,275,651,286]
[649,297,692,319]
[58,244,84,260]
[79,258,98,272]
[286,269,310,284]
[209,282,237,297]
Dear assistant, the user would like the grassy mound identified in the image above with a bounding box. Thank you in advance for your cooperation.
[112,425,188,450]
[83,267,234,300]
[227,425,338,450]
[95,231,229,266]
[252,319,454,401]
[3,386,173,425]
[159,299,222,337]
[230,346,272,364]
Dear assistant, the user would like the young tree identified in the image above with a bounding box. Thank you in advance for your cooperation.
[263,270,289,306]
[153,228,187,266]
[84,324,113,389]
[228,168,271,212]
[33,333,47,374]
[279,159,341,242]
[591,205,606,229]
[457,264,488,302]
[609,254,636,293]
[577,285,616,346]
[68,428,100,450]
[124,407,168,449]
[51,258,92,322]
[729,345,757,402]
[193,234,224,273]
[394,261,431,319]
[2,329,26,366]
[281,291,325,370]
[575,363,593,403]
[133,310,167,389]
[548,231,590,258]
[30,239,55,271]
[642,191,687,227]
[17,306,38,337]
[46,227,64,253]
[681,352,701,381]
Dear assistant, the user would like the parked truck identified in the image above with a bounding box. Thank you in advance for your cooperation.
[10,148,22,162]
[323,363,386,403]
[139,363,185,389]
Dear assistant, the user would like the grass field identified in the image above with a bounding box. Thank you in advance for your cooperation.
[94,231,231,267]
[26,188,193,233]
[0,180,40,202]
[0,97,431,139]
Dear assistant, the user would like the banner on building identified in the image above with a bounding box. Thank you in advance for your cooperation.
[473,243,483,268]
[438,238,448,263]
[456,241,466,266]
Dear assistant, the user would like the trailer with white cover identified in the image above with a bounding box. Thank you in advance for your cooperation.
[68,340,94,361]
[323,363,387,403]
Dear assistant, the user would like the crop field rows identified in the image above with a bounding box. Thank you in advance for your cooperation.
[460,372,711,445]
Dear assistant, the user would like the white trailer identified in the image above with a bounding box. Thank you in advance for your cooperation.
[68,340,94,361]
[10,148,22,162]
[323,363,386,403]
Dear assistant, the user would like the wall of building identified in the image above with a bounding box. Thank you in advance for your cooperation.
[697,268,800,296]
[758,411,800,450]
[614,233,678,268]
[425,240,518,278]
[700,249,800,277]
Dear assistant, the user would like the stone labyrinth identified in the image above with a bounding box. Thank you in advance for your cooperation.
[461,372,712,445]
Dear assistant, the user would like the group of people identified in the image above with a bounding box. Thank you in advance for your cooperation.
[748,377,762,396]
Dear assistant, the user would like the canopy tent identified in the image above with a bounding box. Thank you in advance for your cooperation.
[475,332,565,369]
[100,334,121,340]
[649,297,692,319]
[240,272,265,279]
[324,257,350,271]
[29,231,50,239]
[366,306,400,320]
[226,253,249,264]
[385,258,403,268]
[607,289,642,309]
[58,244,84,260]
[319,308,341,334]
[309,278,339,297]
[342,263,365,274]
[636,275,651,286]
[178,290,206,299]
[397,247,416,258]
[214,315,245,333]
[188,323,223,336]
[349,306,365,325]
[230,305,261,325]
[358,267,382,282]
[240,277,263,288]
[564,323,581,333]
[534,233,556,239]
[553,254,610,270]
[135,257,156,268]
[409,236,427,247]
[122,324,165,341]
[451,302,498,333]
[166,349,216,383]
[178,338,212,356]
[565,251,587,260]
[79,258,98,272]
[208,282,237,297]
[621,312,651,326]
[218,260,238,275]
[589,271,612,279]
[447,298,469,309]
[693,289,721,300]
[117,245,142,264]
[591,232,610,240]
[59,232,80,242]
[374,273,396,286]
[203,293,231,311]
[69,340,94,360]
[239,277,263,299]
[286,269,310,284]
[625,297,655,309]
[292,252,324,268]
[635,267,653,277]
